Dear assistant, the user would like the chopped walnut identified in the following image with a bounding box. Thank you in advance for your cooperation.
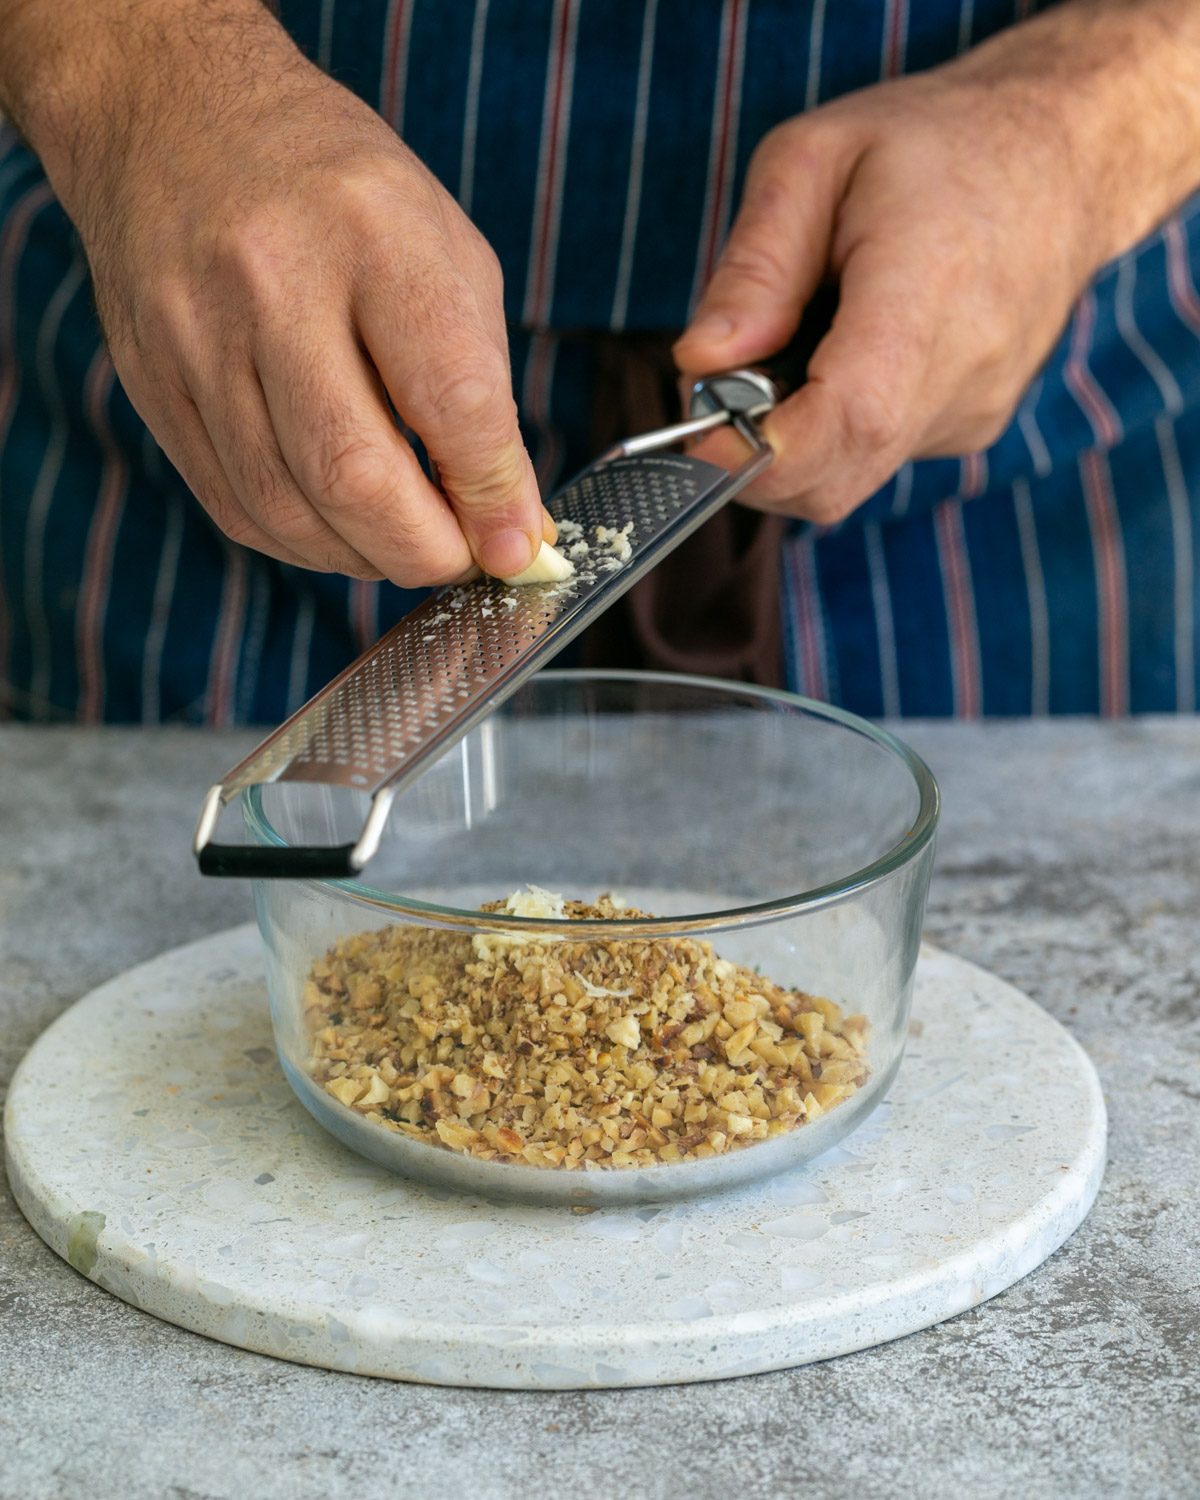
[304,892,868,1171]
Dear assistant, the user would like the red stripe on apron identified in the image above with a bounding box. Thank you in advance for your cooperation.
[882,0,909,79]
[0,181,55,710]
[934,499,981,718]
[958,450,987,501]
[789,534,828,701]
[380,0,414,130]
[1165,215,1200,336]
[0,183,53,438]
[524,0,577,327]
[351,577,378,655]
[207,544,249,728]
[522,331,563,493]
[75,355,129,724]
[1080,447,1129,717]
[697,0,746,288]
[1064,288,1122,449]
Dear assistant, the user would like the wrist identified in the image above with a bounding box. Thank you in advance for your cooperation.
[0,0,306,230]
[950,0,1200,270]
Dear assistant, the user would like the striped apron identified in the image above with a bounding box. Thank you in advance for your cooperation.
[2,0,1198,722]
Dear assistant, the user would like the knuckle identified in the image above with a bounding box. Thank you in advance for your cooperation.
[336,162,391,218]
[257,489,323,545]
[838,381,905,455]
[304,433,397,513]
[442,442,529,512]
[209,214,293,304]
[421,556,471,588]
[341,163,437,245]
[316,548,372,578]
[300,432,473,585]
[228,442,316,538]
[216,504,261,550]
[974,336,1009,382]
[743,172,794,225]
[753,121,801,171]
[387,551,458,590]
[755,115,834,178]
[421,348,511,429]
[357,225,437,297]
[128,281,194,357]
[386,506,472,586]
[716,240,792,298]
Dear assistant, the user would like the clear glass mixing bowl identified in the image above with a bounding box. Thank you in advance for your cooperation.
[248,670,938,1206]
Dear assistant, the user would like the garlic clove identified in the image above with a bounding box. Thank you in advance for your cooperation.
[501,540,575,586]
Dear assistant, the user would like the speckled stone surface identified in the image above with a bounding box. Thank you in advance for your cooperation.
[0,723,1197,1494]
[5,927,1105,1388]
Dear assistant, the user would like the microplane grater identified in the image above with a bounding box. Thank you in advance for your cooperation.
[194,364,788,878]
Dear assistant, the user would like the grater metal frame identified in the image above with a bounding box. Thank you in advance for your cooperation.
[194,371,780,879]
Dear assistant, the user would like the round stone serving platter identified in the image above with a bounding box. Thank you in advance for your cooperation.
[4,925,1105,1390]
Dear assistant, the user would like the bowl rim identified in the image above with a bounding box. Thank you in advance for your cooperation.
[243,668,939,936]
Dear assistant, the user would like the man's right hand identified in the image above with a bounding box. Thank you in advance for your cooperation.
[2,0,549,584]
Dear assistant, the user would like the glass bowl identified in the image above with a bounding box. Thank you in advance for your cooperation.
[248,670,938,1206]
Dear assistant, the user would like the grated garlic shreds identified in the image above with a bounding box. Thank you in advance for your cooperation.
[471,884,567,960]
[578,975,635,1000]
[513,516,638,602]
[427,515,640,621]
[594,522,634,563]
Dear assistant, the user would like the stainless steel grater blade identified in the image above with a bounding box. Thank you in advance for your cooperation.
[194,368,781,878]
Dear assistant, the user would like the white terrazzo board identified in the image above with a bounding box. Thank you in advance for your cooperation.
[4,924,1105,1390]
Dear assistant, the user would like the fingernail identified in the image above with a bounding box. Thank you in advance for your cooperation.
[677,313,735,347]
[479,529,536,578]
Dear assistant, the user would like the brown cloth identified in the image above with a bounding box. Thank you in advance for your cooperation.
[577,332,787,688]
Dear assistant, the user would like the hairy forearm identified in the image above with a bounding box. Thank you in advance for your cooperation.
[957,0,1200,262]
[0,0,304,224]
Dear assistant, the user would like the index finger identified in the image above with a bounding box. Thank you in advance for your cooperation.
[356,272,544,580]
[256,317,477,588]
[692,237,940,516]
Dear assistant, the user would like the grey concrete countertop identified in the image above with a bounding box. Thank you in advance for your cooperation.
[1,720,1197,1500]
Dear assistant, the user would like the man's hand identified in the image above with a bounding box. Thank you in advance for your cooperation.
[2,0,549,584]
[675,0,1200,525]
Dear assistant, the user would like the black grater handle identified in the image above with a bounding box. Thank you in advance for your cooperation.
[192,780,380,880]
[196,842,360,880]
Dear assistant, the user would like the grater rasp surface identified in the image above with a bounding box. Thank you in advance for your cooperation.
[196,448,766,876]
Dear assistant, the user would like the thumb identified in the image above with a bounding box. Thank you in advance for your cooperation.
[358,279,544,579]
[674,127,839,374]
[426,366,544,580]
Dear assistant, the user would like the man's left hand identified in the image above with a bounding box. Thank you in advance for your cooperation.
[675,0,1200,524]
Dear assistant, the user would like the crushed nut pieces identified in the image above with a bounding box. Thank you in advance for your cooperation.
[304,892,868,1171]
